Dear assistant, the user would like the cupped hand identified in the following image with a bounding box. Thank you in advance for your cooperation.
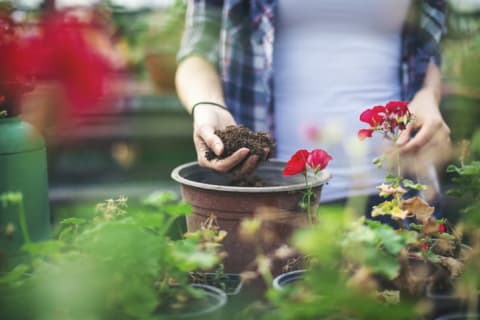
[193,104,265,175]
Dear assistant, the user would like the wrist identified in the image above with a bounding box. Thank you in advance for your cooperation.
[417,86,441,106]
[191,102,231,118]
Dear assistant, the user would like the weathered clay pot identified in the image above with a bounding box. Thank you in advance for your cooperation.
[171,160,330,273]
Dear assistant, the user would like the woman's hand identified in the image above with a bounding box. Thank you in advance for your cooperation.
[193,104,263,176]
[396,88,452,172]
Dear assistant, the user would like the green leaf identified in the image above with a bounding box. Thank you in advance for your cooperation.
[164,202,192,217]
[0,264,30,284]
[60,217,86,226]
[22,240,65,257]
[446,164,461,173]
[173,240,218,270]
[142,191,177,208]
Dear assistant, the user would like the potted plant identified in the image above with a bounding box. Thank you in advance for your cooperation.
[171,126,331,274]
[0,192,228,319]
[433,146,480,319]
[255,101,472,319]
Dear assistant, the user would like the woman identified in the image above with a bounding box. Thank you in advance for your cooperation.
[175,0,451,204]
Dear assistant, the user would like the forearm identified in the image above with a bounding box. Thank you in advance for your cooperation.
[175,56,226,114]
[417,63,442,105]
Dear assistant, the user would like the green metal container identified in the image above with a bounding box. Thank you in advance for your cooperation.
[0,116,51,269]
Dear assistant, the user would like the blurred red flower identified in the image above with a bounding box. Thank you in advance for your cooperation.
[1,8,120,117]
[283,149,309,176]
[307,149,332,172]
[33,11,117,114]
[359,105,385,127]
[438,224,446,233]
[0,11,34,108]
[357,128,373,141]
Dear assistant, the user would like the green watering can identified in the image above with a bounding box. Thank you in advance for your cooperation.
[0,116,51,270]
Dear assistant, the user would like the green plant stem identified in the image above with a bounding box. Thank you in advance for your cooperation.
[304,173,313,225]
[159,215,178,238]
[18,199,31,244]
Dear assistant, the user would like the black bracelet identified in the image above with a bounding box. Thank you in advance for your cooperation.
[191,102,229,117]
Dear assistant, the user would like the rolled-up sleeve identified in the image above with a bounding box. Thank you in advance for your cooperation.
[419,0,447,66]
[177,0,223,67]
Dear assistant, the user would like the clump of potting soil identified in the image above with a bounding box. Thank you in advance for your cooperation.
[205,125,275,162]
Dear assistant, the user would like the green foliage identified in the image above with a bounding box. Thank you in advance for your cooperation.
[264,209,417,320]
[0,193,223,319]
[402,179,426,191]
[342,220,417,280]
[447,161,480,224]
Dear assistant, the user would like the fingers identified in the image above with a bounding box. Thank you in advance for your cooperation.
[398,121,452,176]
[197,125,223,156]
[197,146,250,173]
[396,122,413,146]
[399,127,431,154]
[231,155,261,178]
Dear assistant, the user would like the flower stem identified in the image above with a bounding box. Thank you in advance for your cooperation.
[304,172,312,225]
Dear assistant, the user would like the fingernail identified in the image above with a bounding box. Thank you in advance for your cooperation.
[239,148,249,157]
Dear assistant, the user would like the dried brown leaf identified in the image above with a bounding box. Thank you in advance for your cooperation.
[401,197,434,223]
[433,239,455,256]
[440,257,464,279]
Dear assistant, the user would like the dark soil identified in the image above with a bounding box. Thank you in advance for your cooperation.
[205,125,275,162]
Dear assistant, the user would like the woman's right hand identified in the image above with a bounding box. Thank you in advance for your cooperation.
[193,104,262,176]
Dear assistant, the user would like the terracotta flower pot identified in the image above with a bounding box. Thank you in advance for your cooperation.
[144,52,177,94]
[171,160,330,273]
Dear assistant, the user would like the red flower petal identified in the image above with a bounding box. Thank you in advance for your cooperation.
[307,149,332,171]
[283,149,309,176]
[360,105,386,127]
[385,101,409,117]
[438,224,446,233]
[358,129,373,141]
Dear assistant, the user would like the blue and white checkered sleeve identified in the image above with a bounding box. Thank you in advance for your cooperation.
[420,0,447,66]
[177,0,223,67]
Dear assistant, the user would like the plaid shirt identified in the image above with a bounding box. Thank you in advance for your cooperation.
[178,0,446,134]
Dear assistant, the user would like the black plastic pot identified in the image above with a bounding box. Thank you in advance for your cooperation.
[166,284,227,320]
[272,269,305,290]
[426,284,468,319]
[190,273,243,296]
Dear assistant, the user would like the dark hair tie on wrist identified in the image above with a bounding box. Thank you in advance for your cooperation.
[191,102,229,118]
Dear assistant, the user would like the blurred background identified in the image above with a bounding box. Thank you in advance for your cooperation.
[1,0,194,220]
[0,0,479,222]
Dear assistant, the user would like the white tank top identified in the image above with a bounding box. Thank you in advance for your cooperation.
[273,0,411,202]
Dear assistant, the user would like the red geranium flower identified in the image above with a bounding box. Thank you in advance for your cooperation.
[307,149,332,172]
[283,149,309,176]
[359,105,386,127]
[438,224,446,233]
[357,128,373,141]
[422,243,429,251]
[385,101,409,117]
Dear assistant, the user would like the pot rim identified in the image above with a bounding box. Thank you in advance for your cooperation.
[171,160,331,193]
[169,284,227,319]
[272,269,306,291]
